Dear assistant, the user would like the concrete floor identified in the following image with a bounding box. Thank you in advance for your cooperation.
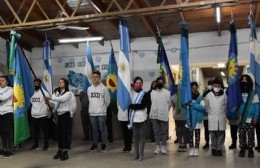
[1,134,260,168]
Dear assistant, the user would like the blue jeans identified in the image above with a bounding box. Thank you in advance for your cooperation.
[90,116,107,144]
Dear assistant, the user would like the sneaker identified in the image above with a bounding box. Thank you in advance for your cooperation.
[239,149,245,157]
[189,148,194,156]
[2,151,12,158]
[212,149,217,156]
[182,146,187,152]
[29,144,39,150]
[193,148,199,157]
[248,149,254,158]
[101,144,107,152]
[153,145,161,154]
[229,143,236,149]
[60,151,69,161]
[161,146,167,155]
[43,144,49,151]
[122,147,132,153]
[89,144,98,151]
[0,149,4,156]
[202,143,209,150]
[53,150,62,159]
[216,150,222,156]
[132,154,139,161]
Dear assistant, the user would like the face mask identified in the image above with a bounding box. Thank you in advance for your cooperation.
[213,87,220,93]
[134,83,142,91]
[34,86,40,91]
[208,85,212,90]
[157,83,164,89]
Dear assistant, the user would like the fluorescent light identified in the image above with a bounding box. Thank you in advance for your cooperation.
[220,71,225,76]
[58,37,104,43]
[217,63,225,68]
[216,6,221,23]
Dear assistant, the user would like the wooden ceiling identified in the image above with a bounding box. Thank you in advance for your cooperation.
[0,0,259,51]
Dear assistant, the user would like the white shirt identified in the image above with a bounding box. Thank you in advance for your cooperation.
[51,90,73,116]
[30,88,50,118]
[88,83,110,116]
[0,86,13,115]
[150,88,172,121]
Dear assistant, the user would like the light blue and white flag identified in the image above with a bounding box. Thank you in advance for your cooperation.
[83,41,95,93]
[117,18,131,111]
[249,14,260,99]
[43,40,53,94]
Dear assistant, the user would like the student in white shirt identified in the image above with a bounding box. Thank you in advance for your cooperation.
[45,78,76,161]
[88,71,110,152]
[30,79,50,151]
[0,75,14,158]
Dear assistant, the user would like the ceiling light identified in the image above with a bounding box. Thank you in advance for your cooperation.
[220,71,225,76]
[216,6,221,23]
[58,37,104,43]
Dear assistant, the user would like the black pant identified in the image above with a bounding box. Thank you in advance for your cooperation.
[80,108,91,140]
[239,123,255,149]
[57,112,72,150]
[106,107,113,142]
[230,125,238,143]
[256,120,260,146]
[120,121,132,149]
[203,120,210,143]
[0,113,13,150]
[32,116,49,146]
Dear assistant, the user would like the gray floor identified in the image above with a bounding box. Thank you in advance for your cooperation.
[1,134,260,168]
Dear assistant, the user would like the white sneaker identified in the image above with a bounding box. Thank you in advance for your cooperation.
[153,145,161,154]
[189,148,194,156]
[161,146,167,155]
[193,148,199,157]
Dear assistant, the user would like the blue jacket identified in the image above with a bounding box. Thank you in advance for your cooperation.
[239,94,259,122]
[185,95,205,131]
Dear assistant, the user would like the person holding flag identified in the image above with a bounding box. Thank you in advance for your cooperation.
[238,74,259,158]
[117,18,132,153]
[128,77,150,161]
[29,79,50,151]
[0,75,14,158]
[186,82,205,157]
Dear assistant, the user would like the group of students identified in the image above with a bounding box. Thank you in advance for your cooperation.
[0,71,259,162]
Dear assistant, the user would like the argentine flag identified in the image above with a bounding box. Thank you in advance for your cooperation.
[117,18,131,111]
[43,40,53,94]
[249,14,260,99]
[83,41,95,93]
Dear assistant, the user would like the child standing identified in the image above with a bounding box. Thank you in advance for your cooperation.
[203,78,227,156]
[186,82,205,157]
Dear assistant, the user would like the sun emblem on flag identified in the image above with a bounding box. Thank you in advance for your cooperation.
[119,63,126,72]
[106,74,117,92]
[228,58,237,79]
[44,75,49,82]
[13,84,25,110]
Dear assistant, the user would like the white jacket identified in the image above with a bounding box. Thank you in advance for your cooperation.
[30,88,50,118]
[0,86,13,115]
[150,88,172,121]
[52,90,74,116]
[204,92,227,131]
[88,83,110,116]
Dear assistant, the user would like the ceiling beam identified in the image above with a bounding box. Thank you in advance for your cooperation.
[90,0,118,29]
[1,0,254,32]
[132,0,157,37]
